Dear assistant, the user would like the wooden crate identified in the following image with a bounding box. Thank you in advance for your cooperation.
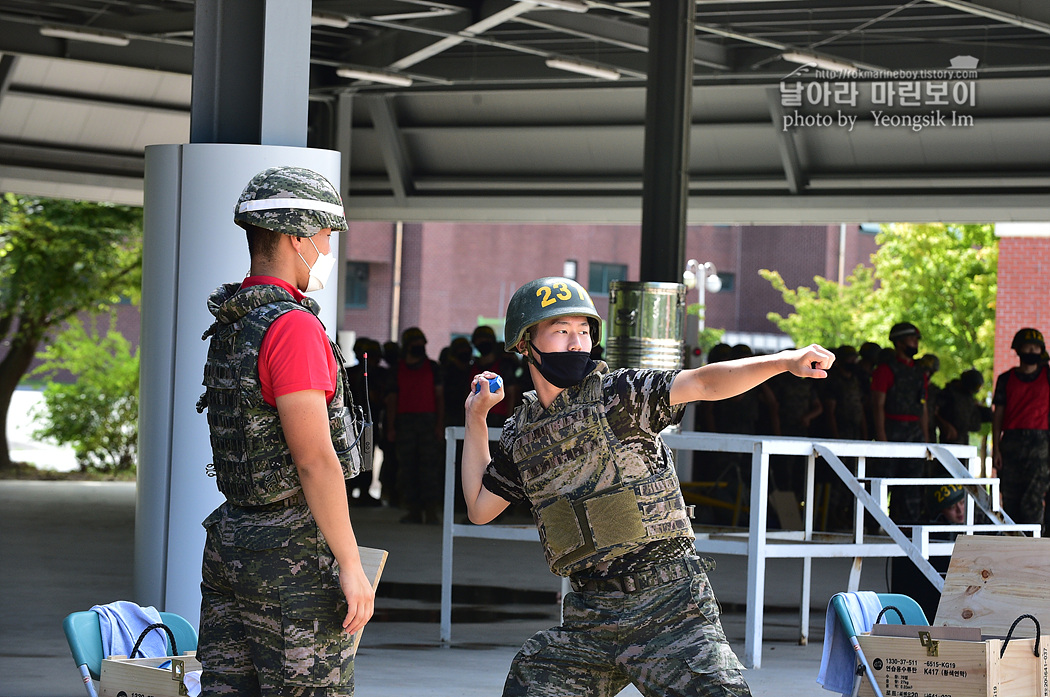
[858,631,1046,697]
[100,546,388,696]
[101,654,201,697]
[857,535,1050,697]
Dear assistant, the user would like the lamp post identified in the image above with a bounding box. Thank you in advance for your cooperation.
[683,259,722,334]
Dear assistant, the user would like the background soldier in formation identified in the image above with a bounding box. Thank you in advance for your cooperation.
[461,275,833,697]
[870,321,929,523]
[992,327,1050,531]
[196,167,374,695]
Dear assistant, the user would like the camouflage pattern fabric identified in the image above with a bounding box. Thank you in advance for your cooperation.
[394,412,444,508]
[197,282,366,506]
[870,420,926,523]
[822,368,866,440]
[936,383,983,445]
[493,363,693,576]
[999,428,1050,526]
[883,360,926,418]
[770,374,817,437]
[485,364,750,696]
[198,500,354,696]
[503,567,750,697]
[234,166,347,236]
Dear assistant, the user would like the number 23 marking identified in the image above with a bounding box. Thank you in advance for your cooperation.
[536,282,579,307]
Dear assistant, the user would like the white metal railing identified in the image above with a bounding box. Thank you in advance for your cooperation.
[439,427,1039,668]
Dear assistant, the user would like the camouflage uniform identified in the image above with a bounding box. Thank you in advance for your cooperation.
[196,281,365,696]
[872,358,927,523]
[484,364,751,697]
[993,366,1050,527]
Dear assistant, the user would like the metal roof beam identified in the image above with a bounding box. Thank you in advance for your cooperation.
[765,88,805,195]
[0,52,15,104]
[517,11,731,70]
[365,94,414,202]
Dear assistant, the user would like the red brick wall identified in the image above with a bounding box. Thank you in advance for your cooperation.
[994,236,1050,379]
[337,221,879,351]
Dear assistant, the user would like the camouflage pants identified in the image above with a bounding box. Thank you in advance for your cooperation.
[503,569,752,697]
[394,412,444,508]
[873,419,926,523]
[198,500,354,697]
[999,429,1049,527]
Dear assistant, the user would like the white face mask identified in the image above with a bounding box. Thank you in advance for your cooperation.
[298,237,336,293]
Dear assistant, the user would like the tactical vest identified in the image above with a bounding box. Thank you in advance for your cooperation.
[510,368,694,577]
[1003,367,1050,431]
[196,282,370,506]
[396,359,437,414]
[884,359,926,418]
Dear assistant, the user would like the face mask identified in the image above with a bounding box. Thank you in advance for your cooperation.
[1020,352,1041,365]
[475,340,495,355]
[298,237,335,293]
[902,345,919,358]
[409,344,426,358]
[529,342,595,388]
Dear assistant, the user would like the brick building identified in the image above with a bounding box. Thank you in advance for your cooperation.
[993,224,1050,379]
[341,222,880,354]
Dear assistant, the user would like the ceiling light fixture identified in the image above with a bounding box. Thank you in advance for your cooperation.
[517,0,589,13]
[39,25,130,47]
[311,13,351,29]
[545,57,620,80]
[336,67,414,87]
[782,51,858,74]
[373,9,461,21]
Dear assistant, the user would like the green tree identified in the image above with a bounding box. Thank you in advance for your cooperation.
[31,314,139,473]
[759,264,882,349]
[762,223,997,385]
[0,194,142,469]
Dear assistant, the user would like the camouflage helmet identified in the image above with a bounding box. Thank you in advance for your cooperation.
[888,321,921,342]
[504,277,601,352]
[1011,327,1045,351]
[234,166,347,237]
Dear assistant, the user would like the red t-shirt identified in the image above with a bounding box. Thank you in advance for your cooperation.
[240,276,337,407]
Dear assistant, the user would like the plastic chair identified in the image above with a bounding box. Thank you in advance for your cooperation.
[830,592,929,697]
[876,592,929,626]
[62,608,198,697]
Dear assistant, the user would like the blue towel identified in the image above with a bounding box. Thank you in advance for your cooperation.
[90,601,166,659]
[817,591,883,695]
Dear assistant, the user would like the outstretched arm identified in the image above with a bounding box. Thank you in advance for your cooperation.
[669,344,834,406]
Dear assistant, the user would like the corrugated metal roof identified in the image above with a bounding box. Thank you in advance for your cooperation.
[0,1,1047,221]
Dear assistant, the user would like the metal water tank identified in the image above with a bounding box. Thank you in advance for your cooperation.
[605,281,686,370]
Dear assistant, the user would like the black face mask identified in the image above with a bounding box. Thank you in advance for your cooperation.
[409,344,426,358]
[528,342,596,388]
[902,345,919,358]
[1019,352,1042,365]
[474,340,495,355]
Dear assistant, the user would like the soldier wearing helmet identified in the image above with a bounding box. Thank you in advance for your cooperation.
[869,321,929,523]
[992,327,1050,531]
[196,166,374,694]
[935,368,990,445]
[461,276,834,697]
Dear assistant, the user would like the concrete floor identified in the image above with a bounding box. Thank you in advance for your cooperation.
[0,480,895,697]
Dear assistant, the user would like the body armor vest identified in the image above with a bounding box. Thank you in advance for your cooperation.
[196,282,371,506]
[1003,367,1050,430]
[510,368,694,576]
[884,359,925,418]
